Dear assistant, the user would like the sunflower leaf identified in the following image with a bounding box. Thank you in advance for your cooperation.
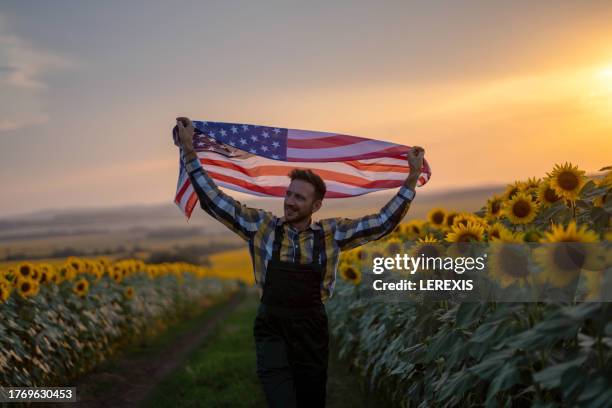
[532,355,587,389]
[589,207,609,229]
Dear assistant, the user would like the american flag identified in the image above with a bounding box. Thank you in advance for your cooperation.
[173,121,431,219]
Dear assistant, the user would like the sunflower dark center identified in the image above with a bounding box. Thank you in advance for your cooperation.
[345,267,357,280]
[77,283,85,290]
[446,214,457,227]
[21,282,31,292]
[552,242,585,272]
[558,172,579,191]
[499,246,529,278]
[491,201,501,214]
[490,230,500,239]
[512,200,531,218]
[20,266,30,277]
[412,226,421,234]
[432,211,445,225]
[544,187,560,203]
[458,233,479,242]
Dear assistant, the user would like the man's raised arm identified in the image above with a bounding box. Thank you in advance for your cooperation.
[176,117,271,241]
[332,147,425,251]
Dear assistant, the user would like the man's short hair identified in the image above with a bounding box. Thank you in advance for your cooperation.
[289,169,326,201]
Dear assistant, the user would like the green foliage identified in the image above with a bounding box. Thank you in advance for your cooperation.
[328,282,612,407]
[0,274,239,387]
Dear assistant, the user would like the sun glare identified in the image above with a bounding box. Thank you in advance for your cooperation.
[596,65,612,91]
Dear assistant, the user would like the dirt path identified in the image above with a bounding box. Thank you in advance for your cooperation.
[52,290,246,408]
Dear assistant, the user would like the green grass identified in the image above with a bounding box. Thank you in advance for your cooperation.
[143,293,388,408]
[73,292,238,401]
[143,293,266,408]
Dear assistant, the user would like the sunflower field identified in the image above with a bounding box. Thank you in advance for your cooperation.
[331,163,612,407]
[0,257,242,387]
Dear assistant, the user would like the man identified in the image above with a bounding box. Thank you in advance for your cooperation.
[175,117,424,408]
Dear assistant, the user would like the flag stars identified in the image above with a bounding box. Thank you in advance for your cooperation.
[272,154,279,159]
[261,145,268,152]
[273,128,280,134]
[220,129,227,136]
[240,138,247,145]
[250,135,258,142]
[262,131,269,138]
[242,125,249,131]
[249,148,257,154]
[231,126,238,134]
[272,141,280,148]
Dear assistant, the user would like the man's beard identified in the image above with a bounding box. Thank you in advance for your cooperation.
[285,206,311,223]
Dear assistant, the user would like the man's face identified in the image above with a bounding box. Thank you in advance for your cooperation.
[284,179,322,223]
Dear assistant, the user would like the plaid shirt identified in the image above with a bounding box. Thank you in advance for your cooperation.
[183,156,415,302]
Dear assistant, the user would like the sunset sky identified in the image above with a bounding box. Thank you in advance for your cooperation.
[1,1,611,216]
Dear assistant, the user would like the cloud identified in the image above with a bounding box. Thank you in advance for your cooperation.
[0,114,49,131]
[0,16,76,132]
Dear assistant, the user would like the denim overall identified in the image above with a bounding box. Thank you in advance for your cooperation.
[254,221,328,408]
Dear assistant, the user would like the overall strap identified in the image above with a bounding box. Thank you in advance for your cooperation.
[313,226,326,280]
[312,228,321,266]
[272,220,285,261]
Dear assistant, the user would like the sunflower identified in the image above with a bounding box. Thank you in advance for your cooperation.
[520,177,541,201]
[410,235,444,270]
[38,264,56,285]
[384,236,404,256]
[124,286,135,300]
[547,162,586,202]
[17,278,40,299]
[487,223,516,242]
[534,222,600,287]
[89,263,105,281]
[427,208,447,229]
[0,284,11,303]
[0,277,12,303]
[16,262,35,280]
[445,221,485,243]
[503,192,539,225]
[522,177,541,192]
[523,229,542,243]
[57,264,77,283]
[485,196,503,221]
[403,220,426,238]
[110,265,124,283]
[537,180,562,207]
[67,256,85,274]
[73,278,90,297]
[146,265,157,280]
[592,172,611,208]
[488,244,533,288]
[444,211,459,230]
[452,213,485,230]
[354,247,369,263]
[339,264,361,285]
[503,181,524,201]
